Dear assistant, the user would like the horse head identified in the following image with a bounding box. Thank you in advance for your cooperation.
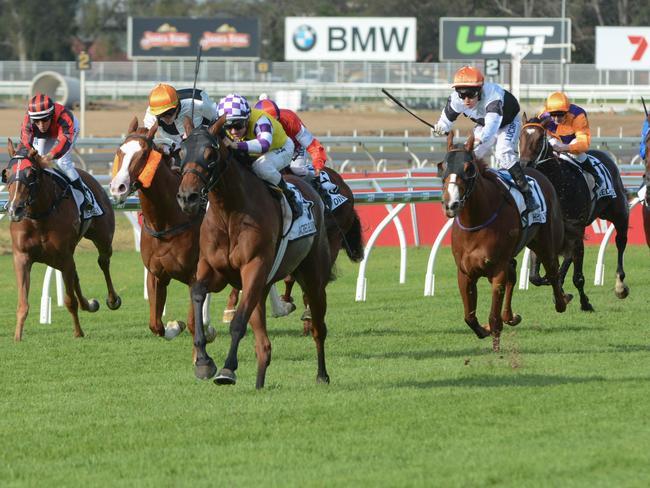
[520,114,552,168]
[437,132,478,217]
[176,115,227,215]
[3,139,44,222]
[109,117,159,203]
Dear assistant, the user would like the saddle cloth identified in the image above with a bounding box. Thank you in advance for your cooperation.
[557,153,616,200]
[492,169,547,228]
[46,169,103,220]
[316,168,348,211]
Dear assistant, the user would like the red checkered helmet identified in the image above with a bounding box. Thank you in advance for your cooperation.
[28,94,55,120]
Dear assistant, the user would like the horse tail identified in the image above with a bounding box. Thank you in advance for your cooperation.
[343,211,365,262]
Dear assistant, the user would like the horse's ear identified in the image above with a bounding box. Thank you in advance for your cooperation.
[146,121,158,140]
[522,112,528,124]
[7,138,15,157]
[466,132,475,152]
[446,131,454,151]
[209,115,226,139]
[127,116,138,134]
[183,116,194,136]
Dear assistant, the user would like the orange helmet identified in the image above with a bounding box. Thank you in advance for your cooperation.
[545,92,570,113]
[148,83,179,116]
[452,66,484,88]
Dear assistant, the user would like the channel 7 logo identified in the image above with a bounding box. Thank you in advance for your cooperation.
[456,25,555,56]
[628,35,648,61]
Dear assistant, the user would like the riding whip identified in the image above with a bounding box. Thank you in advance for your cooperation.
[381,88,437,131]
[190,43,203,122]
[642,96,649,118]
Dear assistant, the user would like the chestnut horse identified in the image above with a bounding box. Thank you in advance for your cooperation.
[3,140,121,341]
[176,117,333,388]
[519,115,630,310]
[223,166,364,333]
[641,114,650,248]
[108,117,215,342]
[438,133,571,351]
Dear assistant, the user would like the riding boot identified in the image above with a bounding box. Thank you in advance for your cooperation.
[277,178,303,218]
[70,178,93,212]
[580,156,604,188]
[508,162,540,212]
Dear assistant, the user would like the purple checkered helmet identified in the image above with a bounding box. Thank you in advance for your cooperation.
[217,93,251,121]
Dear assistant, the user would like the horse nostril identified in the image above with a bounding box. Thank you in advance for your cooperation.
[187,193,199,204]
[118,184,127,194]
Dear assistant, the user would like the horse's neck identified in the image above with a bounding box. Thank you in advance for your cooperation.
[460,174,502,225]
[209,153,261,214]
[31,173,58,215]
[138,161,186,228]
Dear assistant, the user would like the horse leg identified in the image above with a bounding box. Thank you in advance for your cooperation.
[535,248,571,313]
[487,268,508,352]
[558,257,572,287]
[71,266,100,314]
[146,271,166,337]
[191,280,217,380]
[502,259,522,327]
[248,297,272,389]
[12,253,32,342]
[298,275,330,384]
[457,270,490,339]
[302,291,312,336]
[528,252,548,286]
[61,260,85,338]
[613,218,629,299]
[571,242,594,312]
[96,246,121,311]
[222,287,239,323]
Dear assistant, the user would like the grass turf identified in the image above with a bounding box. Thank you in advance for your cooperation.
[1,245,649,487]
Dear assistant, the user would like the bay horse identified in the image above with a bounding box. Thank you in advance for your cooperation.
[641,114,650,248]
[108,117,215,342]
[519,115,630,310]
[176,116,333,388]
[3,140,121,341]
[222,166,364,334]
[438,133,571,351]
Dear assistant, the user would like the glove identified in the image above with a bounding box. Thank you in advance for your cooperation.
[41,153,54,166]
[222,137,239,150]
[432,122,447,137]
[549,138,569,152]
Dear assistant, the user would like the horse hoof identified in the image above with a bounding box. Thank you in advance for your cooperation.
[505,314,522,326]
[272,302,296,318]
[214,368,237,385]
[474,327,491,339]
[195,358,217,380]
[106,295,122,310]
[529,276,549,287]
[615,286,629,299]
[222,309,235,323]
[164,321,186,340]
[316,374,330,384]
[87,299,100,313]
[204,325,217,343]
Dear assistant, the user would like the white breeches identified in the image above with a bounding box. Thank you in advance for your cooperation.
[473,116,521,169]
[251,138,295,185]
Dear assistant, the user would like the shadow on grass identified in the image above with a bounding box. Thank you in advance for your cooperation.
[394,373,609,389]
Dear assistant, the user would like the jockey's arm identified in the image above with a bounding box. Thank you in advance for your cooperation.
[235,116,273,154]
[478,109,503,147]
[200,92,218,124]
[48,110,75,160]
[19,113,34,149]
[567,113,591,154]
[295,124,328,171]
[434,95,462,134]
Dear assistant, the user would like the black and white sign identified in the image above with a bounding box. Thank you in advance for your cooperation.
[484,59,500,77]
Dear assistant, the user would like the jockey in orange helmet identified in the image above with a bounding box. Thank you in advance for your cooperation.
[433,66,538,211]
[539,92,603,188]
[20,93,93,210]
[144,83,218,167]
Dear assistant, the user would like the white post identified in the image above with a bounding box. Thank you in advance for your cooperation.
[80,70,86,138]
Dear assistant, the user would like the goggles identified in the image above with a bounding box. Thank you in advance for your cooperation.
[156,107,177,120]
[225,119,247,130]
[455,88,480,100]
[549,111,567,118]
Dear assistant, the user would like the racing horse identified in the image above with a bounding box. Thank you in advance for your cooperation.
[520,115,630,310]
[3,139,121,341]
[222,166,364,334]
[438,133,571,351]
[176,116,333,388]
[641,114,650,248]
[109,117,215,342]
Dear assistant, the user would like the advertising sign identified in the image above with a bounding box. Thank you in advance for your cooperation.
[596,27,650,70]
[128,17,260,59]
[285,17,416,61]
[440,18,571,61]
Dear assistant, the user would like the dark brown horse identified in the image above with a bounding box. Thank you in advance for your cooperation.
[223,166,364,334]
[108,117,215,342]
[641,114,650,248]
[176,116,333,388]
[438,133,571,351]
[3,140,121,341]
[520,115,630,310]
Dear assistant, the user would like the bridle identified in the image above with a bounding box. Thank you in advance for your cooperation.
[179,127,227,200]
[2,155,40,210]
[114,134,159,196]
[441,149,477,209]
[521,122,555,167]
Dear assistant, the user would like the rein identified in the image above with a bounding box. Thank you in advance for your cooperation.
[180,130,228,199]
[454,197,506,232]
[142,212,203,239]
[522,122,555,166]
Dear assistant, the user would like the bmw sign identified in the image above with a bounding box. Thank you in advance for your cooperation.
[293,25,317,51]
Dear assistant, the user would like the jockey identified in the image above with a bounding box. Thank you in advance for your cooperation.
[143,83,218,167]
[539,92,603,189]
[218,93,301,217]
[20,93,93,211]
[432,66,538,212]
[253,96,328,177]
[640,117,649,162]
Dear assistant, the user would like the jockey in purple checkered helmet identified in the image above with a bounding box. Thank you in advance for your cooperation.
[217,93,251,123]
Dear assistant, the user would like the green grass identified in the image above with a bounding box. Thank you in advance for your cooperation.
[1,245,650,487]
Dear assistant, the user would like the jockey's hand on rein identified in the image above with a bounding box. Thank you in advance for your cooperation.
[222,137,239,150]
[41,153,54,166]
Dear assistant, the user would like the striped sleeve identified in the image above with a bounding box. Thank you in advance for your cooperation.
[19,113,35,148]
[237,116,273,154]
[49,109,75,159]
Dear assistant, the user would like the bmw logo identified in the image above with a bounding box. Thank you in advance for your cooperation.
[293,25,317,52]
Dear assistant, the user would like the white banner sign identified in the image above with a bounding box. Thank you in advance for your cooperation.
[596,26,650,70]
[285,17,416,61]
